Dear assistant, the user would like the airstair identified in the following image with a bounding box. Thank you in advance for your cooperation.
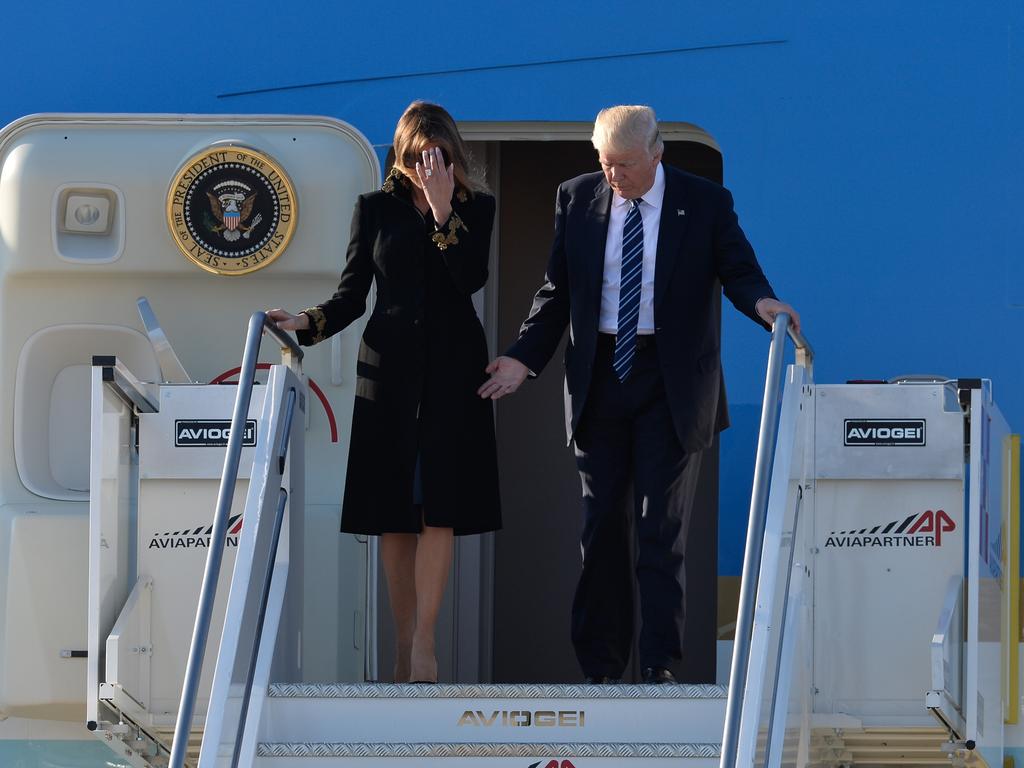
[85,304,1022,768]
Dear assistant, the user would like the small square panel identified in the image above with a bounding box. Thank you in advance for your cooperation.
[63,193,111,234]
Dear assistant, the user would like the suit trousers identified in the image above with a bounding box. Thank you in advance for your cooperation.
[571,333,703,678]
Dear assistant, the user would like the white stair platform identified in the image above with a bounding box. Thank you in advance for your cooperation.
[255,683,726,766]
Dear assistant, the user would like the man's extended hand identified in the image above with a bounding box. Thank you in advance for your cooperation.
[755,298,801,334]
[478,356,529,400]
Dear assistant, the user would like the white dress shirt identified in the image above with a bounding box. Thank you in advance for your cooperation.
[598,163,664,335]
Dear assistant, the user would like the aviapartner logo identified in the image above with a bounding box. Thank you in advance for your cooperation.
[527,761,577,768]
[148,514,244,549]
[824,509,955,548]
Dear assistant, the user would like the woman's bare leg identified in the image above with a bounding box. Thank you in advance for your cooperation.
[380,533,418,682]
[410,523,454,682]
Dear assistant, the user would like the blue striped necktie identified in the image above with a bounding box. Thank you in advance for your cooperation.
[613,198,644,381]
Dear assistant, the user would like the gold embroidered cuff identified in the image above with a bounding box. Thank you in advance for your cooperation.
[301,307,327,344]
[431,212,469,252]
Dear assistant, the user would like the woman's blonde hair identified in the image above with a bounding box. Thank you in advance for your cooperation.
[392,101,486,194]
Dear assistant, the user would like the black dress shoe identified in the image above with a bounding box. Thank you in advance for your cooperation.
[583,675,616,684]
[641,667,677,684]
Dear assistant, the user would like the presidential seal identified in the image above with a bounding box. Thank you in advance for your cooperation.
[167,145,297,275]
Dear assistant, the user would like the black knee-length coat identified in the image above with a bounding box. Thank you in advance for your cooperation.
[296,175,501,536]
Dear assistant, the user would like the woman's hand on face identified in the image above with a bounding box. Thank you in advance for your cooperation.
[415,146,455,225]
[267,308,310,332]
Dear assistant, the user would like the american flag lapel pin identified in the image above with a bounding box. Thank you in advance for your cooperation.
[677,209,685,216]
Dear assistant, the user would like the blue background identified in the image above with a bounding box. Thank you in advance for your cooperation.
[2,1,1022,575]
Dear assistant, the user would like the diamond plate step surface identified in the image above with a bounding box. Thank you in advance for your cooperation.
[267,683,727,699]
[255,740,720,767]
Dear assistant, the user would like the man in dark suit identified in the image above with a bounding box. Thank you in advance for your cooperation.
[479,105,799,684]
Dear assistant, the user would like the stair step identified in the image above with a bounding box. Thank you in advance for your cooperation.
[261,683,727,746]
[255,741,720,766]
[811,726,954,765]
[268,682,728,699]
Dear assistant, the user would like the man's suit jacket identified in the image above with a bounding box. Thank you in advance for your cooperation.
[506,163,776,454]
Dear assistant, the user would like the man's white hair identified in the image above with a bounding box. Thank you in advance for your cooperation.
[591,105,664,156]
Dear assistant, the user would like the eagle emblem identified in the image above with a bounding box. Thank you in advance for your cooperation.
[168,144,297,275]
[206,185,261,242]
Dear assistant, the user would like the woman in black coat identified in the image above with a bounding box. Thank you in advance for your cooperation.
[269,102,500,683]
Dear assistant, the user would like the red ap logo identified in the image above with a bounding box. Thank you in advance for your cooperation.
[527,761,577,768]
[907,509,956,546]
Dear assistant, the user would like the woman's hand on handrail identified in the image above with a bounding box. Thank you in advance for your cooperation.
[267,308,310,332]
[755,298,801,334]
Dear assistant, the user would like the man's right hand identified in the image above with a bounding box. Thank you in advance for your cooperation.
[267,308,310,332]
[478,356,529,400]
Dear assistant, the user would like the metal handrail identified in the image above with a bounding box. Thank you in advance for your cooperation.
[93,356,160,413]
[720,313,812,768]
[925,574,966,740]
[264,316,305,369]
[168,312,302,768]
[763,487,804,768]
[231,485,290,767]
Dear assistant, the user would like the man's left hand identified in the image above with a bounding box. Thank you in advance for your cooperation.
[755,298,801,334]
[478,356,529,400]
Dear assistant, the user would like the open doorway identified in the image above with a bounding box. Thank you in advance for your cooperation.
[372,125,725,685]
[486,136,723,684]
